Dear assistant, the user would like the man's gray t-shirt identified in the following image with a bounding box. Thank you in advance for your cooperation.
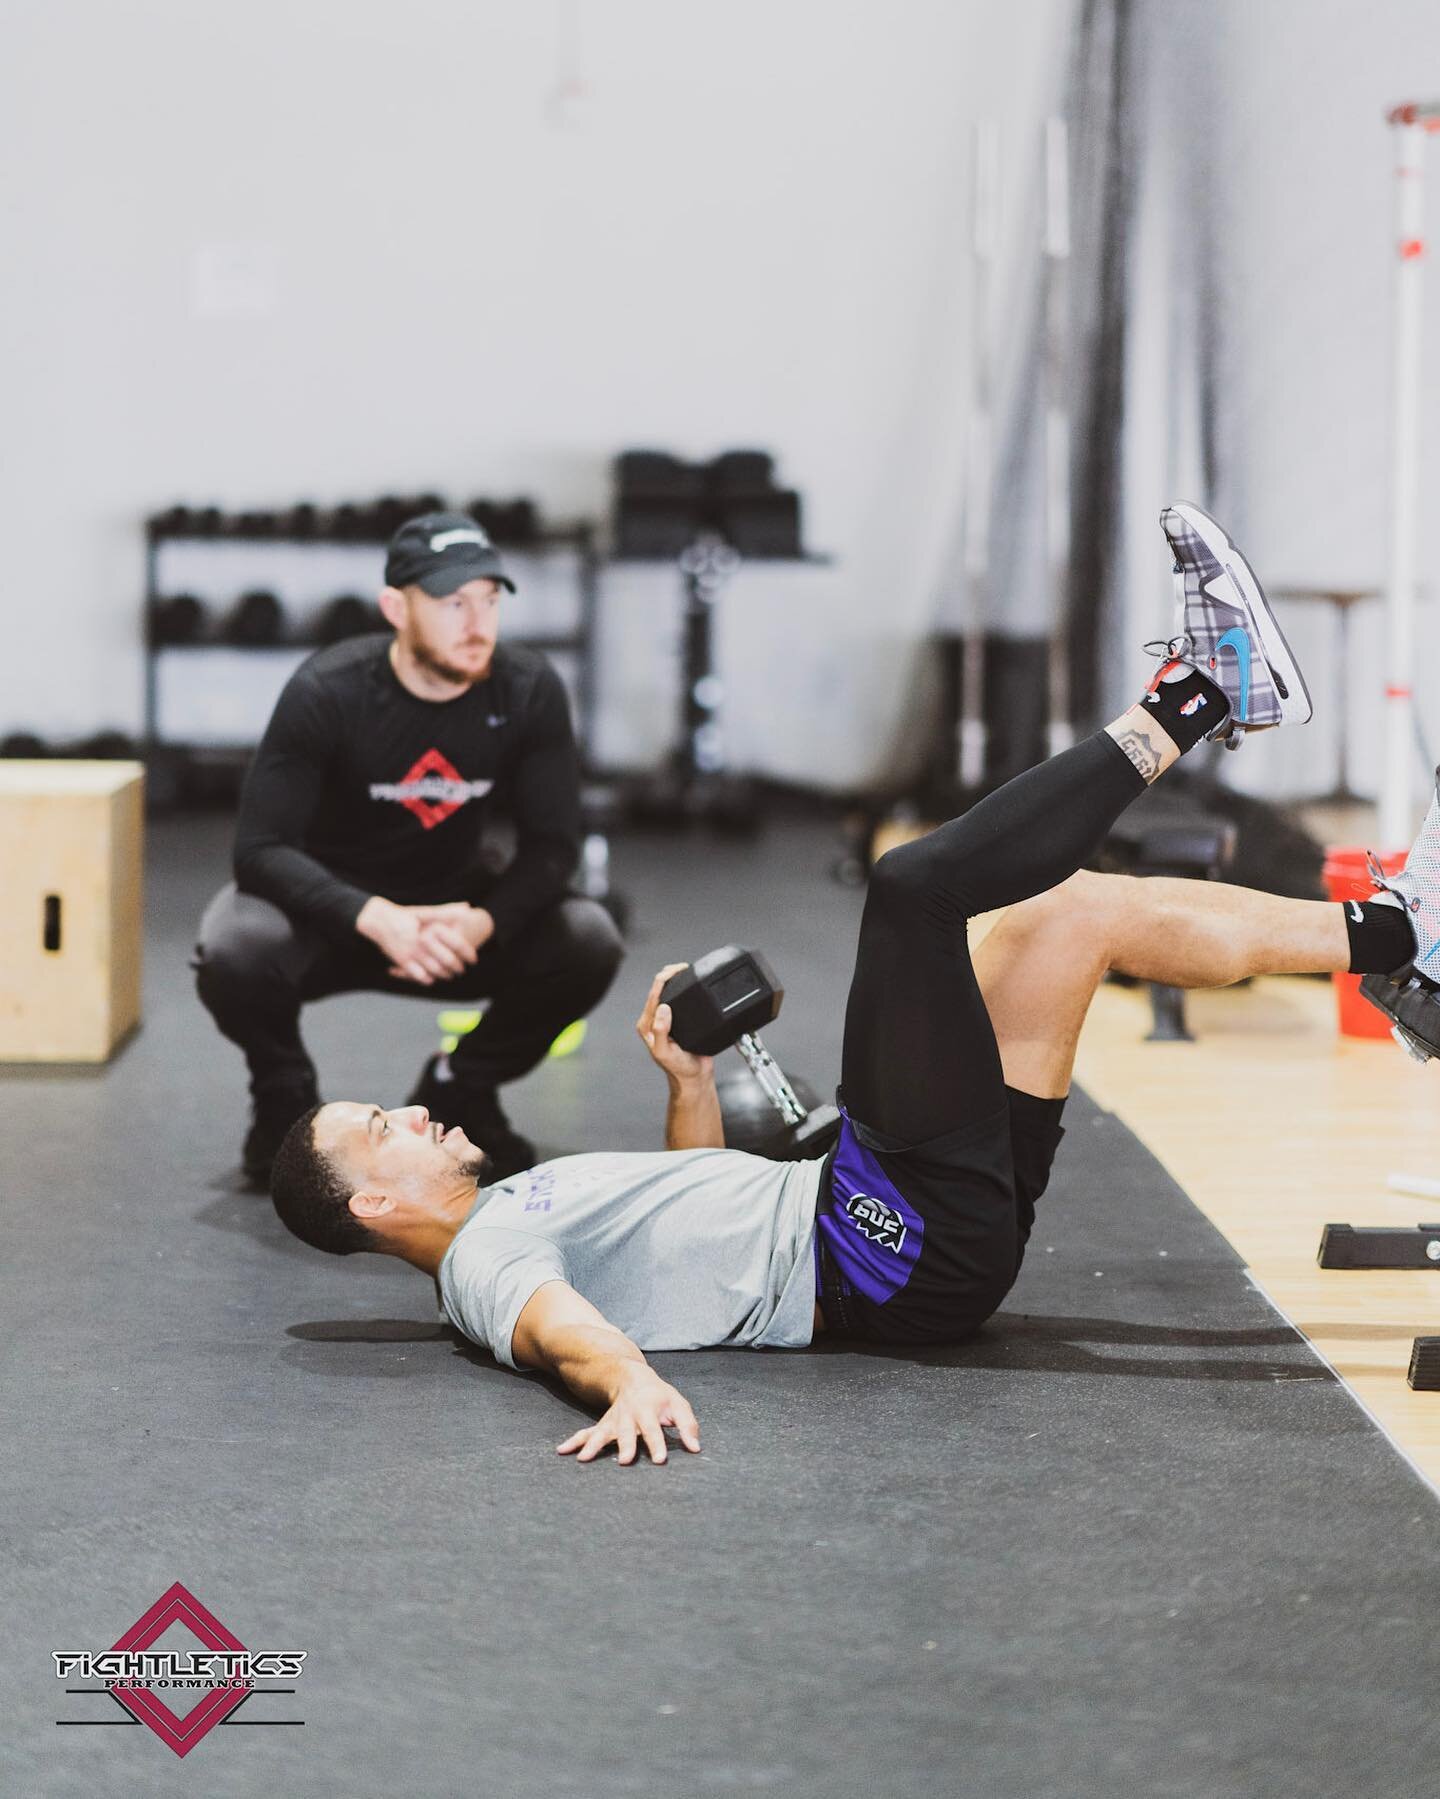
[437,1148,823,1367]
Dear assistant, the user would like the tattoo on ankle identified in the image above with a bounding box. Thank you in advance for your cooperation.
[1111,727,1162,783]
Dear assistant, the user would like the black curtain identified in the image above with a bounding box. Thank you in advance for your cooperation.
[1067,0,1139,730]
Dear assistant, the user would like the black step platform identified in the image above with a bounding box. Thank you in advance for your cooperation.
[1408,1337,1440,1391]
[1317,1222,1440,1269]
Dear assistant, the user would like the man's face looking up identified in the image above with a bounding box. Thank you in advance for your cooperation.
[317,1101,490,1212]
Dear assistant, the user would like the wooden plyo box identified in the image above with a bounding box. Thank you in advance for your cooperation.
[0,762,145,1062]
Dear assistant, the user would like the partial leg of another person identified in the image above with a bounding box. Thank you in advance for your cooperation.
[193,885,336,1183]
[980,751,1440,1096]
[406,896,624,1173]
[973,867,1417,1103]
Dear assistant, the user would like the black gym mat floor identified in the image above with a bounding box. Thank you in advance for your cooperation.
[3,814,1436,1799]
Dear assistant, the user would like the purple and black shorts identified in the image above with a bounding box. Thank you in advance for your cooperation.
[813,1089,1067,1345]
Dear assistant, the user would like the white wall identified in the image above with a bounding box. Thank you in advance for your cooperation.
[1120,0,1440,808]
[4,0,1072,786]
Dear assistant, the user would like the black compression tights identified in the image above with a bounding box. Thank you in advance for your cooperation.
[838,730,1148,1148]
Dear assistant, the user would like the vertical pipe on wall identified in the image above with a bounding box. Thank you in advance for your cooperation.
[1381,111,1427,850]
[1043,115,1074,758]
[958,120,998,791]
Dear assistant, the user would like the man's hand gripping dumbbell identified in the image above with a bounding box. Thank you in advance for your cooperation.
[636,948,841,1159]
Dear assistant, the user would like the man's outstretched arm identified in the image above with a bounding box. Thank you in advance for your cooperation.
[511,1280,701,1466]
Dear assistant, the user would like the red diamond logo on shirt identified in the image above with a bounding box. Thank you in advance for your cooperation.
[399,748,467,830]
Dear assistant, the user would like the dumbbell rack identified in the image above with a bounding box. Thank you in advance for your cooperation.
[612,537,833,831]
[141,508,603,780]
[609,449,828,832]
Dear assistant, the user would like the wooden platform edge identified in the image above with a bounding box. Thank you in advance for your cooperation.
[1072,974,1440,1496]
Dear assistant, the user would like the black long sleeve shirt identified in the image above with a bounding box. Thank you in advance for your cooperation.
[233,635,581,944]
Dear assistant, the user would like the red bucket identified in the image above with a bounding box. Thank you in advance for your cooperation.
[1322,847,1407,1038]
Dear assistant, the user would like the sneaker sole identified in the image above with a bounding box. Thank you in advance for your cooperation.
[1168,502,1314,729]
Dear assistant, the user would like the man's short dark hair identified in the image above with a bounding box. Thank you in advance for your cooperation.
[270,1106,377,1255]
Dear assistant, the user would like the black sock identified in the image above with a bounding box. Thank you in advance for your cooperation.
[1142,665,1231,754]
[1344,898,1416,974]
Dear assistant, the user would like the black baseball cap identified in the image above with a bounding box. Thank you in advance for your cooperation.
[384,511,516,596]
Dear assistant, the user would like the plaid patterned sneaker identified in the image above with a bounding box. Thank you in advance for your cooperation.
[1154,503,1313,747]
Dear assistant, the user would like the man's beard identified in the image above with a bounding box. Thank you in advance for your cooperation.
[411,637,490,687]
[458,1146,490,1182]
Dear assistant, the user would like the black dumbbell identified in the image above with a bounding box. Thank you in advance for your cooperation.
[706,449,776,494]
[712,1067,827,1158]
[660,945,780,1051]
[331,502,370,542]
[614,496,703,559]
[501,499,538,543]
[74,731,139,760]
[315,594,378,645]
[468,497,539,544]
[660,946,840,1161]
[149,504,194,537]
[468,498,498,537]
[371,495,410,535]
[223,589,284,646]
[615,450,706,497]
[279,501,321,539]
[148,593,206,646]
[716,490,803,558]
[0,731,49,758]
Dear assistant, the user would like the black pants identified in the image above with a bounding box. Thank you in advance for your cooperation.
[818,730,1148,1343]
[194,885,624,1100]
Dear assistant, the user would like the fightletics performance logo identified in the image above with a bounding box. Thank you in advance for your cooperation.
[55,1649,305,1687]
[369,748,494,829]
[54,1583,307,1757]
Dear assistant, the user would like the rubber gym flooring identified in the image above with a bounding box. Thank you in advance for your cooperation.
[3,814,1437,1799]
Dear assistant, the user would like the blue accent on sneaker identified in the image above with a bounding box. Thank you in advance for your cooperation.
[1213,626,1252,724]
[1155,504,1313,743]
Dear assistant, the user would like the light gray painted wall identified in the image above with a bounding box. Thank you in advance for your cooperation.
[1119,0,1440,806]
[11,2,1440,802]
[4,0,1071,785]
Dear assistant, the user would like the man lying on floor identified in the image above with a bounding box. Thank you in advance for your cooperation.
[270,504,1437,1467]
